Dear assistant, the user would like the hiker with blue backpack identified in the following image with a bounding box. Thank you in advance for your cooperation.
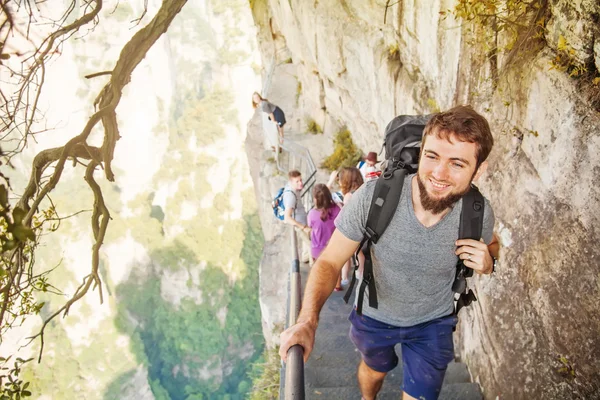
[272,169,312,263]
[280,105,500,400]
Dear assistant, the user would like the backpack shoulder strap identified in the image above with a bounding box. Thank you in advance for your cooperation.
[454,185,485,314]
[344,168,408,314]
[459,185,485,241]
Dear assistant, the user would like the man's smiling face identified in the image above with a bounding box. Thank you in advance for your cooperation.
[416,130,485,214]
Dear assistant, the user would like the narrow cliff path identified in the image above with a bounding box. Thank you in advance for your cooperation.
[300,263,485,399]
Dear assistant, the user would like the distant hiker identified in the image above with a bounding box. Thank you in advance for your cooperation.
[307,184,341,281]
[280,105,499,400]
[357,151,381,181]
[252,92,286,145]
[326,166,364,288]
[282,169,311,263]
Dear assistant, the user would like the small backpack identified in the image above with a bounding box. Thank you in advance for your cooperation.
[272,187,292,220]
[343,115,484,315]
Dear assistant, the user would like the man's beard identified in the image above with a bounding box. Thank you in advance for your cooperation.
[416,174,471,215]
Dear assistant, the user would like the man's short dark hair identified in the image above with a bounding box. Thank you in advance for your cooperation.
[288,170,301,179]
[423,105,494,167]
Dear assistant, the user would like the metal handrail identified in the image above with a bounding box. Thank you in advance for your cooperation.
[260,45,310,400]
[279,227,305,399]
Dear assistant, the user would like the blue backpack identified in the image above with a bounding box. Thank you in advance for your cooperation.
[272,187,292,220]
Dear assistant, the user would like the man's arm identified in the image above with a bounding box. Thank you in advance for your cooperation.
[279,229,359,362]
[487,233,500,258]
[284,206,306,230]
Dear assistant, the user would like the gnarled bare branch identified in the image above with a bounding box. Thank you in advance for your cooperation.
[2,0,189,363]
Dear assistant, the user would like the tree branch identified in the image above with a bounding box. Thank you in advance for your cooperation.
[84,70,112,79]
[12,0,189,361]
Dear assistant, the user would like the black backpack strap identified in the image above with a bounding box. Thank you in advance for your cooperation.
[345,167,408,315]
[356,241,376,315]
[453,185,485,314]
[459,185,485,241]
[455,289,477,314]
[343,237,367,304]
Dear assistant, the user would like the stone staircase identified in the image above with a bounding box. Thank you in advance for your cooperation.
[300,264,483,400]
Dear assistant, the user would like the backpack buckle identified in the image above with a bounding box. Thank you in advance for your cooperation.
[391,158,405,170]
[365,227,379,243]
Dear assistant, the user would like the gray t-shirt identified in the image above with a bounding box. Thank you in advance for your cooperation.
[335,174,495,327]
[261,100,276,114]
[283,183,307,225]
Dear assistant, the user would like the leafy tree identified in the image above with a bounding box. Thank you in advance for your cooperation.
[0,0,188,396]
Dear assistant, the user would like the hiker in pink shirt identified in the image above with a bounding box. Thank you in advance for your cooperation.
[307,184,341,284]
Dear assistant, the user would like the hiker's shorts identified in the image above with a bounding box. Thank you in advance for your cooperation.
[272,106,286,127]
[348,309,457,400]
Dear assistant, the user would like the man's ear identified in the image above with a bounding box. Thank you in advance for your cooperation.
[473,161,488,182]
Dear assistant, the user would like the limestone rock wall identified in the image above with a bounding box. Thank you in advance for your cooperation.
[249,0,600,398]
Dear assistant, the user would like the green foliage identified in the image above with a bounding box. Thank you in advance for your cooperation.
[175,88,238,148]
[113,211,264,400]
[426,98,440,113]
[305,117,323,135]
[0,174,55,399]
[0,356,34,399]
[447,0,547,69]
[321,128,362,171]
[247,346,281,400]
[549,35,588,79]
[387,42,400,63]
[557,355,576,378]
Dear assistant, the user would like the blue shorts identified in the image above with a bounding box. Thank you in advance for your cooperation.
[349,309,458,400]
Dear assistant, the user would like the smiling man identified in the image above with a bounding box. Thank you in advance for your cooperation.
[280,106,499,400]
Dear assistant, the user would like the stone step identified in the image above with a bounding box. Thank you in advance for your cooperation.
[439,382,483,400]
[443,362,472,385]
[306,382,482,400]
[308,336,360,368]
[304,361,471,389]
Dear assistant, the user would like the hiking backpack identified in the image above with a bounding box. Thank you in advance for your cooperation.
[343,114,485,315]
[272,187,292,220]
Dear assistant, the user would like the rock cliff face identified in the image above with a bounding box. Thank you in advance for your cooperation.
[248,0,600,398]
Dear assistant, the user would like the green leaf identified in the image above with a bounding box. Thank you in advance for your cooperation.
[2,240,17,251]
[22,390,31,397]
[12,207,25,225]
[12,225,35,242]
